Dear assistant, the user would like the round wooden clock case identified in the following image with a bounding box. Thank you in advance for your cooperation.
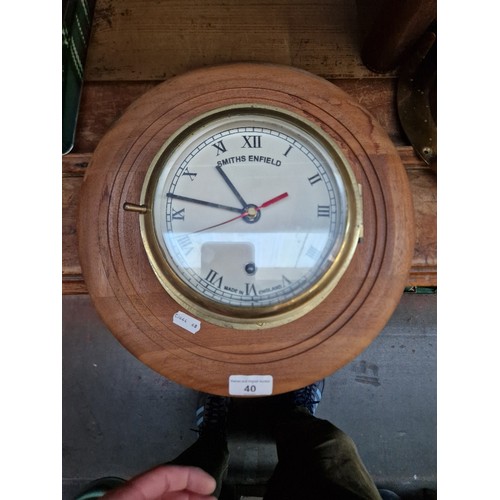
[78,63,415,396]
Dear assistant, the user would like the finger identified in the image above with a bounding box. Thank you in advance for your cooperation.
[104,465,216,499]
[157,465,216,495]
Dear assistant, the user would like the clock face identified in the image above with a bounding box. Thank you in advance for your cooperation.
[141,106,362,328]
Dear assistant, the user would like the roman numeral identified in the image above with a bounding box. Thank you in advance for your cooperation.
[306,246,320,260]
[182,168,197,180]
[245,283,257,296]
[212,140,227,155]
[317,205,330,217]
[308,173,322,186]
[205,269,223,288]
[242,135,262,148]
[283,145,293,157]
[176,234,193,256]
[172,208,185,220]
[282,275,292,287]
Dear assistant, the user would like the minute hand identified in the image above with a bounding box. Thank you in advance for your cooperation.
[166,193,242,214]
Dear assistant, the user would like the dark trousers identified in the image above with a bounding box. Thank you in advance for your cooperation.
[75,408,383,499]
[171,408,382,500]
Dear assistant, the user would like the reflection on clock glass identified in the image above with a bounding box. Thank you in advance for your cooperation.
[151,111,349,308]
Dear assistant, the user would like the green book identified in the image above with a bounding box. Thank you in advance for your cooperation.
[62,0,95,154]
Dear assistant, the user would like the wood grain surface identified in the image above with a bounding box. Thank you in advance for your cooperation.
[84,0,388,81]
[76,63,416,394]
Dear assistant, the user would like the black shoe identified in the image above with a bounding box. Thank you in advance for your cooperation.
[195,393,230,435]
[290,379,325,416]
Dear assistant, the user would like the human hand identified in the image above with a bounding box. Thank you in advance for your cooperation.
[103,465,217,500]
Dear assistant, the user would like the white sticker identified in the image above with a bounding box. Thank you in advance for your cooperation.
[173,311,201,334]
[229,375,273,396]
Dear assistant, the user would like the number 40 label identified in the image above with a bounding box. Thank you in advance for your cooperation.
[229,375,274,396]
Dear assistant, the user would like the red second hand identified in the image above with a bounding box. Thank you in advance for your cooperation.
[258,192,288,208]
[192,192,289,234]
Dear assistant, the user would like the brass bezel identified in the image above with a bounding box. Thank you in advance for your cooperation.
[139,104,363,329]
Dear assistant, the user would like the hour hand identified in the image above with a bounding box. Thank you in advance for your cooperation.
[216,165,248,207]
[166,193,243,214]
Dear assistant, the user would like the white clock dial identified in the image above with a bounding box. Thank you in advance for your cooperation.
[141,106,361,325]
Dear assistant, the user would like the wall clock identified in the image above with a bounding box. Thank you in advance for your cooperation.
[78,63,414,396]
